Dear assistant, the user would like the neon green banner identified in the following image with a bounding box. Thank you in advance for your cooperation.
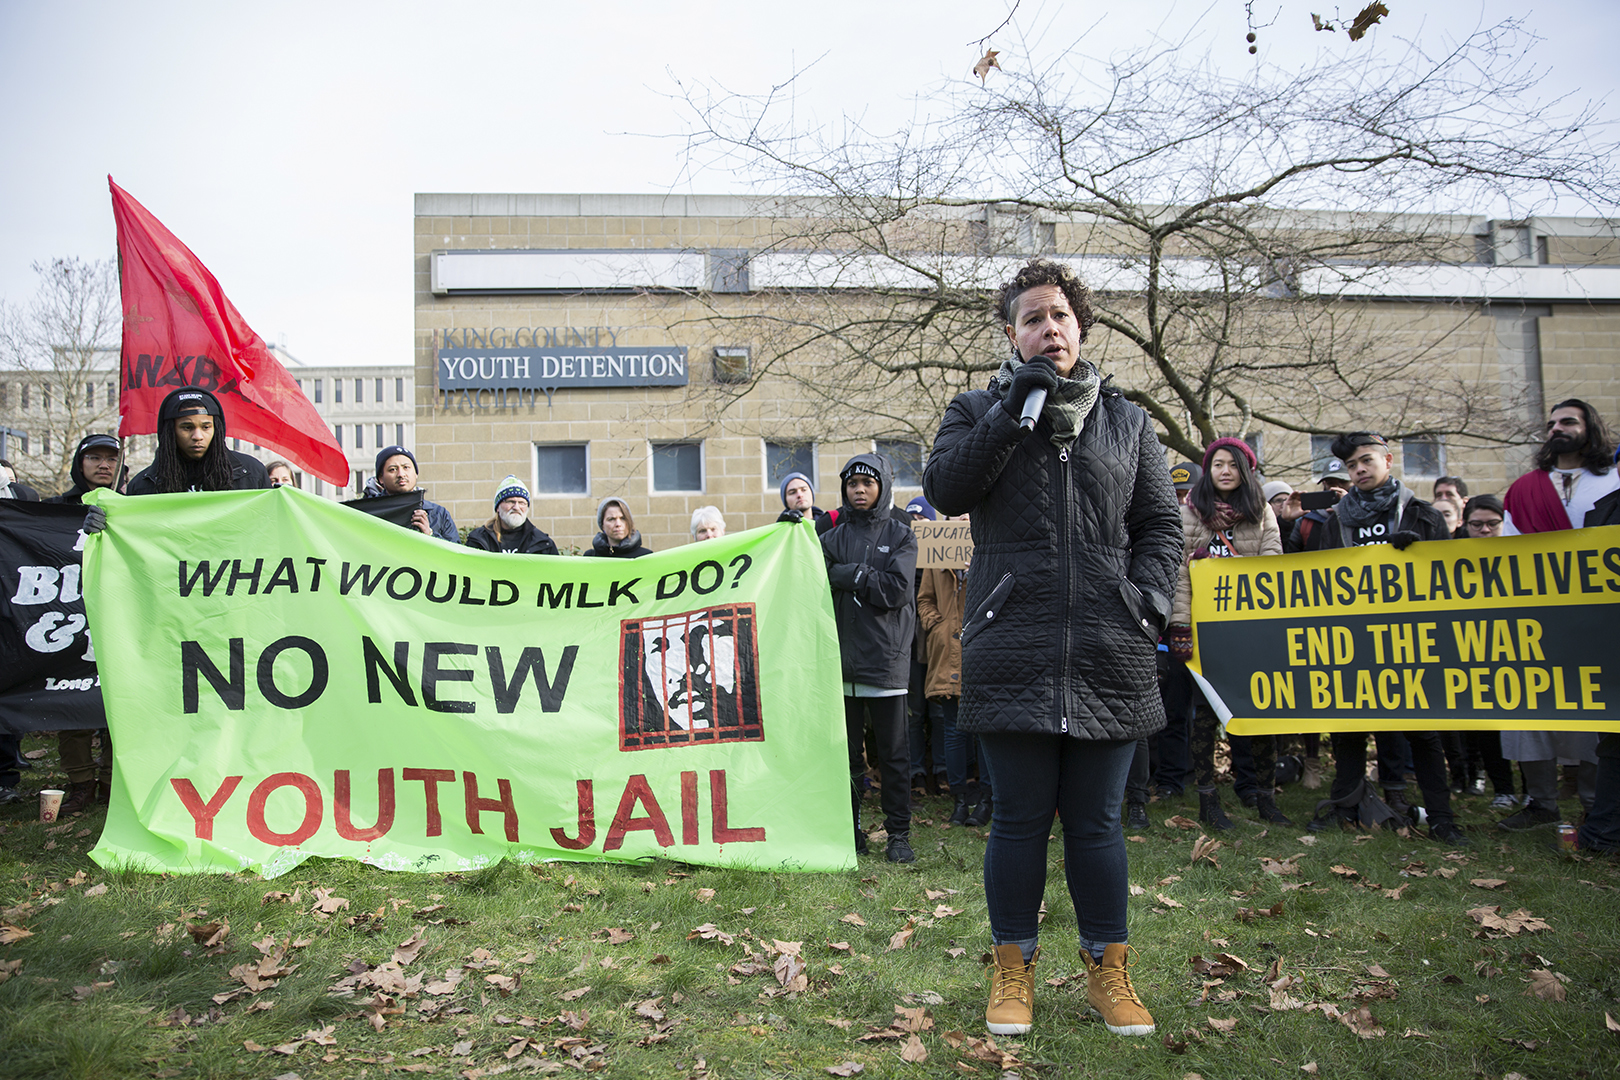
[81,487,851,877]
[1188,528,1620,736]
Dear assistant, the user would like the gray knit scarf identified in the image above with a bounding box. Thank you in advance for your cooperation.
[1335,478,1404,533]
[995,357,1102,448]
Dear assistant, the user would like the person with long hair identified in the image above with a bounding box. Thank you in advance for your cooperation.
[125,386,271,495]
[1165,437,1287,829]
[925,258,1181,1039]
[584,497,653,558]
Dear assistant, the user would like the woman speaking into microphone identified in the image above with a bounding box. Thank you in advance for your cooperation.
[924,259,1181,1039]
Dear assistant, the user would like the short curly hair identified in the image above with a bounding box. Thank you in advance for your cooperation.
[994,259,1097,344]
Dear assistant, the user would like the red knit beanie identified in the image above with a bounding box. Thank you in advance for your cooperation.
[1202,437,1257,473]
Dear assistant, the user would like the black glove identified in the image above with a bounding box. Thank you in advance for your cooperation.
[827,562,868,591]
[1390,530,1421,551]
[1001,356,1059,417]
[776,508,803,524]
[83,506,107,534]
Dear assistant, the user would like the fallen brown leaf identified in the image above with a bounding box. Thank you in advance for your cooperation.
[887,920,917,951]
[900,1034,928,1063]
[1523,969,1567,1002]
[1166,815,1201,830]
[840,913,867,927]
[1471,878,1509,890]
[826,1064,864,1077]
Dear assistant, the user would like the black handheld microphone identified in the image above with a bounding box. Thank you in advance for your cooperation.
[1018,387,1047,431]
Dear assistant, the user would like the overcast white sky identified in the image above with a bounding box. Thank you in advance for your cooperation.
[3,1,1616,368]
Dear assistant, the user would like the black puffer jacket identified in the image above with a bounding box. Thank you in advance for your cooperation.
[820,452,918,689]
[465,519,560,555]
[923,383,1182,740]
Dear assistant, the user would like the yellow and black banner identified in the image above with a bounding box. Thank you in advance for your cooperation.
[1188,526,1620,735]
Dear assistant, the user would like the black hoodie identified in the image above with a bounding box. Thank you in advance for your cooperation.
[47,434,122,504]
[819,452,918,689]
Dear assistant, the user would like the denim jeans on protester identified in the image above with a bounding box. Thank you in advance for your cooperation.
[1153,656,1195,794]
[906,657,944,780]
[979,733,1137,955]
[934,696,979,795]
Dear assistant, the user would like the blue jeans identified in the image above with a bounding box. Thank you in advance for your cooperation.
[979,733,1137,954]
[935,697,980,794]
[907,657,944,780]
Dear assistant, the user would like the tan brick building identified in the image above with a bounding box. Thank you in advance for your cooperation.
[413,195,1620,551]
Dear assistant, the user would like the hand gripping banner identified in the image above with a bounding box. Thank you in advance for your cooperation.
[80,487,850,876]
[1188,528,1620,736]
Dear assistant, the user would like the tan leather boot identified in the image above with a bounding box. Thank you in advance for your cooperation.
[1083,943,1155,1036]
[985,943,1038,1035]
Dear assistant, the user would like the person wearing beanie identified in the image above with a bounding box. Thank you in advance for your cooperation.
[821,452,919,863]
[465,475,559,555]
[777,471,833,529]
[125,386,272,495]
[584,497,653,558]
[1304,430,1465,845]
[1165,437,1289,831]
[368,444,457,542]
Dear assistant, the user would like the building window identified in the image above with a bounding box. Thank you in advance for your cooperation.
[375,377,384,403]
[1403,437,1443,480]
[232,438,240,450]
[334,380,343,404]
[335,424,343,449]
[43,432,51,455]
[314,379,323,404]
[354,424,363,450]
[106,382,114,406]
[876,439,923,487]
[396,378,404,402]
[765,441,815,490]
[651,441,703,492]
[355,378,364,402]
[314,477,324,496]
[395,424,404,446]
[534,443,588,494]
[353,471,364,495]
[86,383,94,406]
[20,385,27,409]
[1308,434,1343,478]
[375,424,384,448]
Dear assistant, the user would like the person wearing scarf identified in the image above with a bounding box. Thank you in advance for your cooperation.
[1307,432,1467,846]
[1166,437,1286,830]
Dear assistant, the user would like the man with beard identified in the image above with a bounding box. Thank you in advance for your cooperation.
[465,476,559,555]
[1307,431,1468,845]
[125,387,271,494]
[1494,400,1618,829]
[46,433,123,814]
[368,445,457,542]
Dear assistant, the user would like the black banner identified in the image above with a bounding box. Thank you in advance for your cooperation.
[342,491,424,530]
[0,502,105,732]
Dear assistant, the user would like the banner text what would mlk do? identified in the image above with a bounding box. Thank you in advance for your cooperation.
[80,487,850,877]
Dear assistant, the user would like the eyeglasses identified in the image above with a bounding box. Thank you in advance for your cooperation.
[1466,518,1503,532]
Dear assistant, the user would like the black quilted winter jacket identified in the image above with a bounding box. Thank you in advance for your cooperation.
[923,385,1182,741]
[820,452,919,689]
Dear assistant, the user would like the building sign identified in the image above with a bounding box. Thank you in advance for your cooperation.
[436,328,688,392]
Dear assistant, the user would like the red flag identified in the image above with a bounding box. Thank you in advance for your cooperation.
[109,177,349,485]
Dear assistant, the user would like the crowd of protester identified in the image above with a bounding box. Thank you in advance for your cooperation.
[4,261,1619,1046]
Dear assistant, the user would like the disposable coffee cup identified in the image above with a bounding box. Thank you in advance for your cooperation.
[39,788,65,823]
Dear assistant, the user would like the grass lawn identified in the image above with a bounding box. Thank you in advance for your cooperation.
[3,732,1618,1079]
